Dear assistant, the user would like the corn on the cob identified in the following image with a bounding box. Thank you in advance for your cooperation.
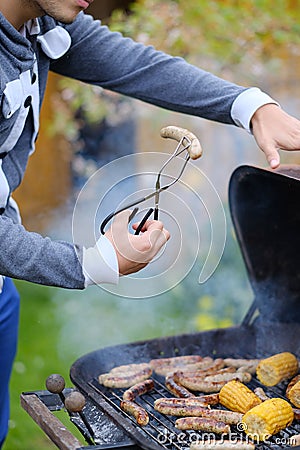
[286,375,300,408]
[242,398,294,441]
[219,380,261,413]
[256,352,298,386]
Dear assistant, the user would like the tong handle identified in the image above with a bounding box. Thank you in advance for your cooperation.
[160,125,202,160]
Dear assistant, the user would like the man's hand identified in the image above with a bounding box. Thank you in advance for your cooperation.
[251,104,300,169]
[105,210,170,275]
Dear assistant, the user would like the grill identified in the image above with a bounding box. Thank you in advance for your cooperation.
[21,165,300,450]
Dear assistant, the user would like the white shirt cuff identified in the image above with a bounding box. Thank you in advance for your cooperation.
[82,235,119,287]
[231,87,280,133]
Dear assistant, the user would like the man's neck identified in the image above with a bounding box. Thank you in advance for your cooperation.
[0,0,39,30]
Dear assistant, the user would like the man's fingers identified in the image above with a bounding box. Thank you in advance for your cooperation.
[111,209,132,231]
[263,147,281,169]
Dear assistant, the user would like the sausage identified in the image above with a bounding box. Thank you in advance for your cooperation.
[196,393,220,406]
[194,408,243,425]
[120,400,149,426]
[150,355,203,369]
[286,374,300,396]
[160,126,203,160]
[190,440,255,450]
[154,395,218,409]
[150,355,208,376]
[223,358,260,369]
[175,417,231,434]
[154,399,242,424]
[204,372,252,383]
[165,375,195,398]
[169,359,216,374]
[123,379,154,401]
[110,363,151,374]
[289,434,300,446]
[99,364,152,388]
[173,360,227,381]
[293,408,300,420]
[175,376,227,393]
[254,387,269,402]
[154,402,208,416]
[236,365,257,375]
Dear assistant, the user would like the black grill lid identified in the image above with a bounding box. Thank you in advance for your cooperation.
[229,165,300,323]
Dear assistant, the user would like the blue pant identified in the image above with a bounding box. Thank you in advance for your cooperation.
[0,278,20,448]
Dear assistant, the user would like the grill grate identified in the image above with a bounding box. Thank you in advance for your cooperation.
[86,368,300,450]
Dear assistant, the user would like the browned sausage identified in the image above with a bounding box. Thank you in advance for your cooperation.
[150,355,202,369]
[110,363,151,374]
[173,359,226,379]
[175,417,231,434]
[154,399,242,424]
[99,364,152,388]
[175,376,227,393]
[204,372,252,383]
[123,379,154,401]
[193,408,243,425]
[150,355,209,376]
[224,358,260,369]
[196,393,220,406]
[154,396,216,408]
[120,400,149,426]
[286,374,300,397]
[289,434,300,446]
[165,375,195,398]
[254,387,269,402]
[293,408,300,420]
[154,402,207,416]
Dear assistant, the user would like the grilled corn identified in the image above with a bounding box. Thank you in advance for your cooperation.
[256,352,298,386]
[242,398,294,441]
[219,380,261,413]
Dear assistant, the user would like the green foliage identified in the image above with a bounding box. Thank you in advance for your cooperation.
[51,1,300,139]
[110,0,300,70]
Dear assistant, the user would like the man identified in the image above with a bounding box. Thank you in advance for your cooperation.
[0,0,300,446]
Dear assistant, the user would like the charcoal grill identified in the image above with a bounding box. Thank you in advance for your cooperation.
[21,165,300,450]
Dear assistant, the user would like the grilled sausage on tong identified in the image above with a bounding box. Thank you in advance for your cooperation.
[123,379,154,401]
[120,400,149,426]
[98,363,152,388]
[175,417,231,434]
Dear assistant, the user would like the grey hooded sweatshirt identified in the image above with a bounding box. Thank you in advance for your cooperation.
[0,11,274,289]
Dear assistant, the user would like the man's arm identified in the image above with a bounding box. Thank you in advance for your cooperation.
[0,211,169,289]
[51,13,300,168]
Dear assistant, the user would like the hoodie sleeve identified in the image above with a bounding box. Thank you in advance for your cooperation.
[50,13,248,126]
[0,213,119,289]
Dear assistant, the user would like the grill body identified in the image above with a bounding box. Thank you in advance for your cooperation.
[70,324,300,450]
[69,165,300,449]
